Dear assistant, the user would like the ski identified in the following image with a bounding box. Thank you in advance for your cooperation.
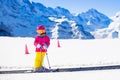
[0,69,33,74]
[1,65,120,74]
[0,69,56,74]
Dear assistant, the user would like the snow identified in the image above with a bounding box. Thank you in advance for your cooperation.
[1,37,120,80]
[1,70,120,80]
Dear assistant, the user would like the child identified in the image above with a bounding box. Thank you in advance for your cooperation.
[34,25,50,72]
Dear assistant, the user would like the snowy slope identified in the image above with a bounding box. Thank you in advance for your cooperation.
[0,70,120,80]
[1,37,120,80]
[0,37,120,69]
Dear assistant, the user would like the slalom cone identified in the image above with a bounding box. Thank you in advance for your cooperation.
[25,44,29,54]
[57,40,60,47]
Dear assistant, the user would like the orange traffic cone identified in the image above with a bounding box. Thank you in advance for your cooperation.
[25,44,29,54]
[57,40,60,48]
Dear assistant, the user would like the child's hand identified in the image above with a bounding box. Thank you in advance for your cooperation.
[43,46,47,50]
[36,44,42,48]
[43,43,48,49]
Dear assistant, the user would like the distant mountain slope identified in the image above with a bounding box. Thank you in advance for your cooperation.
[0,0,112,39]
[92,12,120,39]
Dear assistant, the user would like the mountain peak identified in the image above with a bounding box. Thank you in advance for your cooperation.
[88,8,98,12]
[86,8,107,17]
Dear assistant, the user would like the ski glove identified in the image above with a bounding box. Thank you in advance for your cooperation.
[43,43,48,50]
[36,44,42,48]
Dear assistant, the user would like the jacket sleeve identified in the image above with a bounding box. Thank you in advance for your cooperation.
[45,36,50,47]
[34,36,38,47]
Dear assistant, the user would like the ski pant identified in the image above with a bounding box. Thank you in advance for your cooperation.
[34,52,46,69]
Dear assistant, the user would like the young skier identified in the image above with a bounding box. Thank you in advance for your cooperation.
[33,25,50,72]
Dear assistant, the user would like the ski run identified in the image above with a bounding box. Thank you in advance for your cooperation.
[1,37,120,80]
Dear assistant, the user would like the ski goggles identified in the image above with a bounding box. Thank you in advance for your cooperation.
[37,30,46,33]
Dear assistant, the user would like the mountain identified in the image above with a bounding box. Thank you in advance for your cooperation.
[92,12,120,39]
[0,0,112,39]
[78,9,112,32]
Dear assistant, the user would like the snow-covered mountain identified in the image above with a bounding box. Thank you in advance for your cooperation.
[0,0,112,39]
[92,12,120,39]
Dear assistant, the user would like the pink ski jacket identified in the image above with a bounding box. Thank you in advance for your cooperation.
[34,36,50,52]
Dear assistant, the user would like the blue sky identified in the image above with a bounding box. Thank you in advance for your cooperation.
[30,0,120,17]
